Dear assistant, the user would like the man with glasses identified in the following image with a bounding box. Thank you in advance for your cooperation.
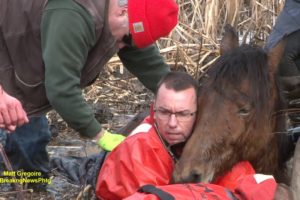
[0,0,178,181]
[96,71,198,199]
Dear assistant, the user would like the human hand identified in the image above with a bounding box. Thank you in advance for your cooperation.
[0,86,29,132]
[96,129,125,151]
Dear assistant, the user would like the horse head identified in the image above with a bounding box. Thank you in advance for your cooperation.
[173,25,288,184]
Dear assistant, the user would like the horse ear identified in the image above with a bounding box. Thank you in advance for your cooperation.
[220,24,239,55]
[267,39,286,75]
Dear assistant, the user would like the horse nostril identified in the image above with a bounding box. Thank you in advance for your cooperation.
[190,171,202,183]
[172,169,203,183]
[179,171,202,183]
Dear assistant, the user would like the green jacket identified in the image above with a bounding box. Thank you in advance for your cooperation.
[0,0,169,138]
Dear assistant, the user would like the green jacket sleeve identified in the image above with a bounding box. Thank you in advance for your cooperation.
[118,45,170,93]
[41,1,101,138]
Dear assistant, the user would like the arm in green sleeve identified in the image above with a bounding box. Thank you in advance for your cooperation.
[117,45,170,93]
[41,6,100,138]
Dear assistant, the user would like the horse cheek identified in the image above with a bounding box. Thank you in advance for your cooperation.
[172,106,215,183]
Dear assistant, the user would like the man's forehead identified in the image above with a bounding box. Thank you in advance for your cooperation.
[157,84,196,95]
[156,87,197,102]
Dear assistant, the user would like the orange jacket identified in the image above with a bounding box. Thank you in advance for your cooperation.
[123,161,277,200]
[96,117,174,200]
[124,183,237,200]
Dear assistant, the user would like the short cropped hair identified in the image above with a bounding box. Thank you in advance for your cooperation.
[155,71,199,97]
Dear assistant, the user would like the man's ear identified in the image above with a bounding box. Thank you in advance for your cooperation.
[152,101,157,119]
[116,0,128,16]
[120,8,128,16]
[110,0,127,16]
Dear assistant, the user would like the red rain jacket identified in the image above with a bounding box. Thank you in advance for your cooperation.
[124,161,277,200]
[96,116,174,200]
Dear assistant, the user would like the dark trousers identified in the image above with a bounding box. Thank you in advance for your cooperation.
[0,116,51,175]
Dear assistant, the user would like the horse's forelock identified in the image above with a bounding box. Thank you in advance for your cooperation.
[205,45,274,126]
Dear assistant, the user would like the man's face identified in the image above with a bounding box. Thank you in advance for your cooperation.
[108,2,131,49]
[154,84,197,145]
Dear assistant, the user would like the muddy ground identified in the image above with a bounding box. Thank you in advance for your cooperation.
[0,63,153,200]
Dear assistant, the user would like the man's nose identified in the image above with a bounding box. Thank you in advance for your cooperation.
[168,114,178,127]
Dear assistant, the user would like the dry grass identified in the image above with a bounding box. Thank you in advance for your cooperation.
[158,0,284,78]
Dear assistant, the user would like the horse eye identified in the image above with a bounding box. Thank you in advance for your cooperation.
[238,106,251,116]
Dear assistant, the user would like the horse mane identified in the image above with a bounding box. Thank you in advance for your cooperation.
[202,44,274,127]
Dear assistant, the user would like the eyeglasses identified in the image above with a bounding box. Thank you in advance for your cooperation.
[154,108,197,122]
[122,33,133,47]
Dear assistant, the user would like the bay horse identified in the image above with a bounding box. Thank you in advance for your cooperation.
[172,25,294,185]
